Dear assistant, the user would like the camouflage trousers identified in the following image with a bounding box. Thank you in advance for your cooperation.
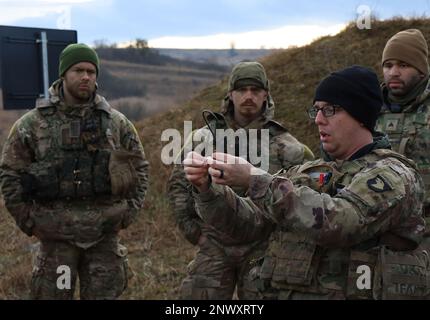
[424,206,430,238]
[180,236,265,300]
[417,206,430,253]
[30,235,129,300]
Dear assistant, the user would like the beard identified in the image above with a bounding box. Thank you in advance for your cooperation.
[65,82,95,103]
[387,74,423,97]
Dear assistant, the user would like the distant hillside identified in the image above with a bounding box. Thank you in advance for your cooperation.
[95,50,229,121]
[97,59,227,120]
[157,48,280,67]
[1,18,429,300]
[96,47,227,72]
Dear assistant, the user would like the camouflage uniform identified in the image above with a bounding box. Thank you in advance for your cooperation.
[0,79,149,299]
[168,93,313,299]
[194,135,429,299]
[376,78,430,235]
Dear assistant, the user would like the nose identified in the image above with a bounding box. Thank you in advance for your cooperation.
[389,65,400,77]
[314,109,327,126]
[81,71,90,80]
[243,89,253,99]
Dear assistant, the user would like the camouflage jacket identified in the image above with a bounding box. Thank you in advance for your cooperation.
[194,137,427,299]
[0,79,149,248]
[167,94,314,248]
[377,77,430,209]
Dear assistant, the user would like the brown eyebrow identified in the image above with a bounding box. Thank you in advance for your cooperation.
[73,67,96,72]
[383,61,410,67]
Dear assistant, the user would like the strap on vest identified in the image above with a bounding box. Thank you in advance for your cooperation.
[379,232,418,251]
[399,137,409,155]
[100,112,115,150]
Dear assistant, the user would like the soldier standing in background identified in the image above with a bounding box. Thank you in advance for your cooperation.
[168,61,314,299]
[0,43,149,299]
[185,66,428,299]
[377,29,430,247]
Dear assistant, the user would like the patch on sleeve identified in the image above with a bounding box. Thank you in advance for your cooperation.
[342,166,405,209]
[367,174,393,193]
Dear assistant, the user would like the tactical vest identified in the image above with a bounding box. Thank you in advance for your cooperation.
[256,149,429,300]
[22,104,116,201]
[376,103,430,207]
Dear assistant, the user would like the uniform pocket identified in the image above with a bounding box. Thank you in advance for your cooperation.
[109,150,139,197]
[271,232,316,286]
[30,251,47,299]
[346,250,377,299]
[114,243,131,293]
[375,247,430,300]
[179,276,222,300]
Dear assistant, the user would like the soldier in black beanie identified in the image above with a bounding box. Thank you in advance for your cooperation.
[313,65,382,132]
[184,64,428,300]
[309,65,385,160]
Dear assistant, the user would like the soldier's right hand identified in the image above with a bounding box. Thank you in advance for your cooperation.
[183,151,210,193]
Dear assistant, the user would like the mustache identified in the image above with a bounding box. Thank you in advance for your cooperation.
[387,78,404,84]
[240,100,257,107]
[79,81,92,88]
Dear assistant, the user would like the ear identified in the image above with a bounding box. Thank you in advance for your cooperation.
[228,92,233,100]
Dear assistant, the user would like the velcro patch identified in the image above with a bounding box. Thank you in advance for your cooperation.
[367,175,392,193]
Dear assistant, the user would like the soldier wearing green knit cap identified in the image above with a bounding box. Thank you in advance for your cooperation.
[0,43,149,299]
[59,43,100,77]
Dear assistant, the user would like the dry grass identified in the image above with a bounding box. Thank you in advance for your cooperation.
[0,201,35,299]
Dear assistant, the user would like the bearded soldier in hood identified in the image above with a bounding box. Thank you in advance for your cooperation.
[168,61,313,299]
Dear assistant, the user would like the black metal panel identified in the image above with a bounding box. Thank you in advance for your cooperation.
[0,26,77,110]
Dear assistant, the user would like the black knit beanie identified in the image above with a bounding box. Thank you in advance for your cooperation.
[314,65,382,132]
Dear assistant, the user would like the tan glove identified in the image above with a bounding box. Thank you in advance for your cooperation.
[109,150,140,197]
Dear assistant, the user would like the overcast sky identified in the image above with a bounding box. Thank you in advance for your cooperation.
[0,0,429,48]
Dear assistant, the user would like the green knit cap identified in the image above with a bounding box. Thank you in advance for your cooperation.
[228,61,269,92]
[59,43,100,77]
